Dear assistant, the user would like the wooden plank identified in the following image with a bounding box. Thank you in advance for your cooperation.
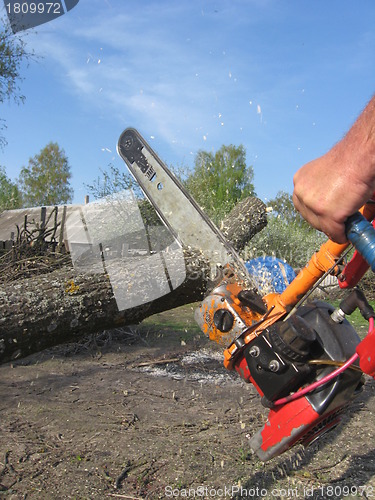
[40,207,47,230]
[58,205,67,253]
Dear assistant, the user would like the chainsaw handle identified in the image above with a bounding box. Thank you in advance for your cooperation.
[346,212,375,272]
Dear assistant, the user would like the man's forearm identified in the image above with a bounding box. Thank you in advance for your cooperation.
[331,95,375,186]
[293,95,375,243]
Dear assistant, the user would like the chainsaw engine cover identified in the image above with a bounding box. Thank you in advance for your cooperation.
[296,301,362,415]
[246,300,363,461]
[244,315,317,402]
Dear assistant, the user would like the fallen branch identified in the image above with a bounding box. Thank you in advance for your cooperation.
[132,357,181,368]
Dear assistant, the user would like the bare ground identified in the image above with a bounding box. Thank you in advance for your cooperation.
[1,306,375,500]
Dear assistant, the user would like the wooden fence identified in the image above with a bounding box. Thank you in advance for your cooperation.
[0,205,69,254]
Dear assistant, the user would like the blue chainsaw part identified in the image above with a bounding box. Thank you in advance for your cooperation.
[346,212,375,272]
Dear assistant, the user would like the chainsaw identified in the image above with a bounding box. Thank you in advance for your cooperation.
[117,128,375,462]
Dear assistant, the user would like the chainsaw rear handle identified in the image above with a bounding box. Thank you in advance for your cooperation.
[346,212,375,272]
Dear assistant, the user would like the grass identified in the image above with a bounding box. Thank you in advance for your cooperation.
[141,304,201,334]
[138,303,203,346]
[137,297,375,346]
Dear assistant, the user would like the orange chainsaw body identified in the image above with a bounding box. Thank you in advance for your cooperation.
[195,201,375,461]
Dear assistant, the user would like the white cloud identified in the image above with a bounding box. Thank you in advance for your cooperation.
[27,5,249,155]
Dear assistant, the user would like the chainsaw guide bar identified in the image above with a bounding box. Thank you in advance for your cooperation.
[117,128,252,283]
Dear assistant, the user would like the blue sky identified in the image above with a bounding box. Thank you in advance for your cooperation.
[1,0,375,205]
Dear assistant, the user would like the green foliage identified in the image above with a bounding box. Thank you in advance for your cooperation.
[0,166,22,211]
[246,215,326,268]
[184,144,255,223]
[85,163,137,199]
[0,22,34,148]
[246,191,325,268]
[268,190,310,228]
[18,142,73,207]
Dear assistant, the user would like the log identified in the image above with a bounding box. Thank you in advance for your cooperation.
[0,196,267,363]
[221,196,268,252]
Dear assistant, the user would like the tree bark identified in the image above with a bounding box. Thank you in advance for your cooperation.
[0,196,267,363]
[221,196,268,252]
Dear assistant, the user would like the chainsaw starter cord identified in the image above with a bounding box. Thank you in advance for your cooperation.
[272,317,374,407]
[308,359,363,373]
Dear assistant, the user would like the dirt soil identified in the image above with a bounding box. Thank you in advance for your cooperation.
[1,305,375,500]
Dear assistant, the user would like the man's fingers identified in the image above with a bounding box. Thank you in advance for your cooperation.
[293,191,347,243]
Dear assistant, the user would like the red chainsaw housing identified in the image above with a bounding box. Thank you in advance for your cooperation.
[232,301,363,461]
[248,396,345,461]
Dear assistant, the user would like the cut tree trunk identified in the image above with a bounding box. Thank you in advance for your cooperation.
[0,196,267,363]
